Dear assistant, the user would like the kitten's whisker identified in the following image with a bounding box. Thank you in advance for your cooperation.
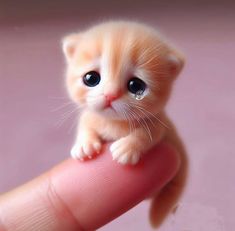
[126,107,138,136]
[51,101,75,112]
[123,104,136,136]
[128,106,153,142]
[121,105,130,133]
[120,104,133,134]
[134,106,156,128]
[137,113,153,142]
[68,116,79,134]
[55,107,79,128]
[123,103,134,131]
[130,103,170,129]
[139,107,157,128]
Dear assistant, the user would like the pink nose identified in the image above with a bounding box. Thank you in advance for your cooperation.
[105,94,118,102]
[104,93,120,106]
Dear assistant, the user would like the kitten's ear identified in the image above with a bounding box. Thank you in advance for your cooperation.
[166,49,185,78]
[62,34,80,62]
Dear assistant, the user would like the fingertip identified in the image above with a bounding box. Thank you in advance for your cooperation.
[50,142,179,230]
[0,142,179,231]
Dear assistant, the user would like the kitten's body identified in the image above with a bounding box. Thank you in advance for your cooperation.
[62,21,188,227]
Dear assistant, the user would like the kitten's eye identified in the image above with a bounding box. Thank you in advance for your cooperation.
[127,77,146,96]
[83,71,101,87]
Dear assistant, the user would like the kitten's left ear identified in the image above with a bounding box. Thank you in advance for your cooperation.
[166,49,185,78]
[62,34,80,62]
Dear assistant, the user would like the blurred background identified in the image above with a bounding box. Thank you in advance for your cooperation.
[0,0,234,230]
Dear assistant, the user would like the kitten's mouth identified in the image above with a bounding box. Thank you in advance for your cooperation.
[104,100,112,108]
[103,103,119,115]
[104,104,115,111]
[104,101,117,112]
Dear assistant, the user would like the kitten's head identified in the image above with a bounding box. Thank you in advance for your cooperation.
[62,21,184,120]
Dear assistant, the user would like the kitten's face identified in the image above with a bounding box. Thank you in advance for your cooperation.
[63,22,184,120]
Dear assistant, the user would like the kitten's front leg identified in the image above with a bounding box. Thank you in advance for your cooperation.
[110,136,142,165]
[110,124,165,165]
[71,127,102,160]
[110,129,153,165]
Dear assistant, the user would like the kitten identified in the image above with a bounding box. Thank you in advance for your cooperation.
[62,21,188,227]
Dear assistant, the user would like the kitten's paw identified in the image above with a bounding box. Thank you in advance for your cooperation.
[110,137,142,165]
[70,138,102,160]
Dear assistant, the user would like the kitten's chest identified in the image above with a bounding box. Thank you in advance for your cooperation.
[81,110,131,141]
[98,119,130,141]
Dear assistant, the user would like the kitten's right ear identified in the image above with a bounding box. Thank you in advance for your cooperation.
[62,34,80,62]
[166,48,185,78]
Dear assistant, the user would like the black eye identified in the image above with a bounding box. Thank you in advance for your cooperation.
[127,77,146,95]
[83,71,101,87]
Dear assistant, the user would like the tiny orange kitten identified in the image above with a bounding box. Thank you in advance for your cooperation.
[62,21,188,227]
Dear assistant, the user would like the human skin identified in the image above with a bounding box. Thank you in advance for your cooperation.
[0,142,179,231]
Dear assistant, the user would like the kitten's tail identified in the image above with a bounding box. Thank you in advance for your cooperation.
[149,122,188,228]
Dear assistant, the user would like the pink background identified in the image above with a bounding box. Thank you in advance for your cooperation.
[1,1,234,230]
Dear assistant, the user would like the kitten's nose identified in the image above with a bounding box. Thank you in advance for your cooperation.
[105,94,118,102]
[104,93,120,106]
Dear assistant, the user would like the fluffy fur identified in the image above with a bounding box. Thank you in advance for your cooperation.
[62,21,188,227]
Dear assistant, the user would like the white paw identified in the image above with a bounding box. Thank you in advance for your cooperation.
[110,138,141,165]
[70,139,102,160]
